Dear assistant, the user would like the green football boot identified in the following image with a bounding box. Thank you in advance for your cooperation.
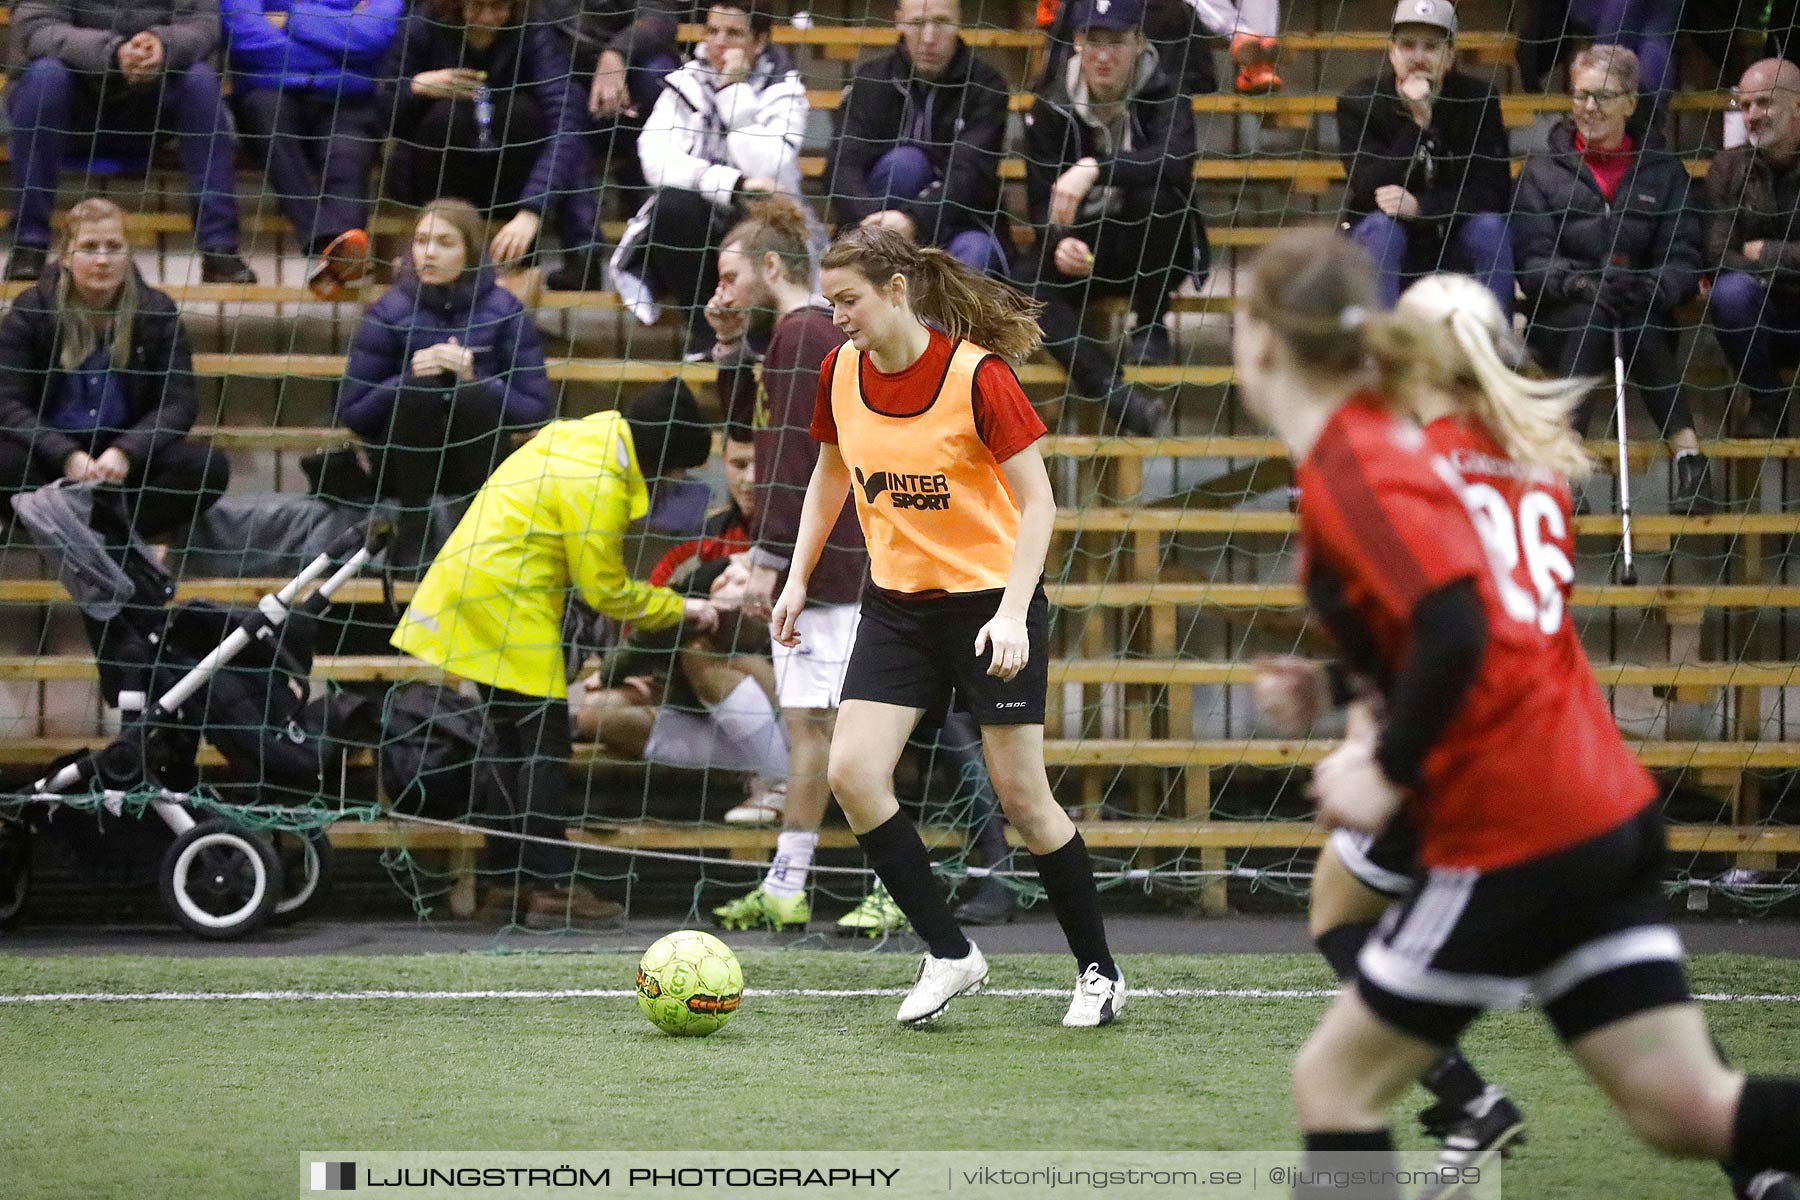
[835,884,911,937]
[711,884,811,931]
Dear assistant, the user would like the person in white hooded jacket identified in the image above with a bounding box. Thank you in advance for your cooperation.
[610,1,809,359]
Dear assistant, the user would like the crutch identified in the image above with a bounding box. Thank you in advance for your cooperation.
[1612,328,1638,586]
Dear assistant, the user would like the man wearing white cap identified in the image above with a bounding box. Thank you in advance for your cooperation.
[1336,0,1515,316]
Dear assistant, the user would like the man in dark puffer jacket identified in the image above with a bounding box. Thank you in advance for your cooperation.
[1706,58,1800,438]
[1513,43,1711,511]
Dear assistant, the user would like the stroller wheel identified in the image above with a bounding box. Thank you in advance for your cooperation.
[158,819,281,940]
[0,816,30,930]
[270,829,334,926]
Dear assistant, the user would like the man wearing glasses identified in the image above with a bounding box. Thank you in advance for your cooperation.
[1706,58,1800,439]
[1335,0,1513,317]
[825,0,1012,274]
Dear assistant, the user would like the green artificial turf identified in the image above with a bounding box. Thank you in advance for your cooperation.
[1,951,1796,1199]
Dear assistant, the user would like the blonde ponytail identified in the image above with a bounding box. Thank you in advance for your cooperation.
[1446,308,1595,483]
[1390,274,1596,484]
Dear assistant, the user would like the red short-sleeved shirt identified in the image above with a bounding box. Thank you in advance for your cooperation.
[809,328,1046,463]
[1298,396,1653,871]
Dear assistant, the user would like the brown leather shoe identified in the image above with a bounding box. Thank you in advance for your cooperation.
[523,884,625,929]
[470,882,525,924]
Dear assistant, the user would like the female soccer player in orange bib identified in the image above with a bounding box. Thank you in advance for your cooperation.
[1235,230,1800,1198]
[771,225,1122,1028]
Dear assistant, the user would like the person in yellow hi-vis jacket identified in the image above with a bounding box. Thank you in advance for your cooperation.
[393,383,718,927]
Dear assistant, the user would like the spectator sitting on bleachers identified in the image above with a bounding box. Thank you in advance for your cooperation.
[1337,0,1514,317]
[610,0,810,360]
[1706,57,1800,438]
[1019,0,1203,437]
[6,0,257,285]
[1037,0,1220,98]
[336,198,551,507]
[575,432,790,823]
[825,0,1012,273]
[0,198,229,538]
[704,196,865,931]
[382,0,594,277]
[222,0,403,301]
[1514,43,1714,512]
[536,0,691,287]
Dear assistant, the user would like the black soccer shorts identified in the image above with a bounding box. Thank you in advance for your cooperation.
[839,584,1049,726]
[1355,806,1691,1047]
[1330,818,1422,901]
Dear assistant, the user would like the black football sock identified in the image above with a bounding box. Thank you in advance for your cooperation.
[1298,1130,1398,1200]
[1031,831,1117,979]
[1732,1076,1800,1174]
[1421,1050,1490,1112]
[855,812,970,960]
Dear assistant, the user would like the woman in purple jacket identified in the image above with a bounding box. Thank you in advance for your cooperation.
[336,199,551,506]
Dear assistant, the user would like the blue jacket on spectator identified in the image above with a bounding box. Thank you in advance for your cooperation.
[221,0,403,97]
[337,265,552,440]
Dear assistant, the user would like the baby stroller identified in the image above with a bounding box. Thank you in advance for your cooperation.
[0,505,390,940]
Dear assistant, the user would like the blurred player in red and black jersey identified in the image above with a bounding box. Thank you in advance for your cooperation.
[1234,230,1800,1200]
[1258,271,1599,1187]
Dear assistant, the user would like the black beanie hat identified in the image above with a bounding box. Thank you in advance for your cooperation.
[624,380,712,478]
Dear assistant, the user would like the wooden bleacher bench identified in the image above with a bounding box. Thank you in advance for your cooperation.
[1059,509,1800,539]
[663,22,1519,65]
[0,153,1712,225]
[796,89,1732,127]
[0,8,1518,59]
[182,352,1246,387]
[569,818,1800,857]
[179,427,1800,471]
[181,352,1749,391]
[3,733,1791,781]
[325,819,486,917]
[4,577,1799,612]
[566,815,1799,914]
[7,655,1794,690]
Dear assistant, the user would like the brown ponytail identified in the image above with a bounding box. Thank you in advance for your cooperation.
[1382,274,1596,483]
[820,225,1044,363]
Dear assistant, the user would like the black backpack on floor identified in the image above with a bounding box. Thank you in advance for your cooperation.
[315,683,510,821]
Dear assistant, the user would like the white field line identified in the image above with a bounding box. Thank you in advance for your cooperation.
[0,987,1794,1005]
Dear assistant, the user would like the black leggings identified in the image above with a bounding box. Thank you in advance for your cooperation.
[0,434,229,538]
[1531,303,1696,438]
[366,383,508,506]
